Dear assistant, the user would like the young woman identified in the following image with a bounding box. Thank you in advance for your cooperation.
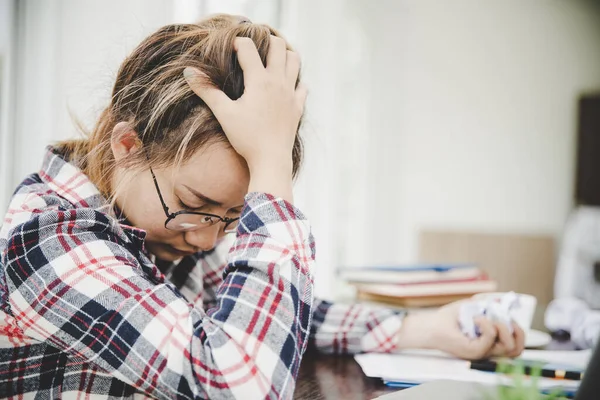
[0,14,524,399]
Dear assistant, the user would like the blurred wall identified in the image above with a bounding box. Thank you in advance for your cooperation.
[9,0,172,201]
[358,0,600,265]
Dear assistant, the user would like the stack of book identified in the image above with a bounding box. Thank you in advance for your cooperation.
[339,264,497,307]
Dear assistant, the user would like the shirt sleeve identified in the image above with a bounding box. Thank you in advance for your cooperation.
[2,192,315,400]
[172,236,232,312]
[310,299,406,354]
[196,237,406,356]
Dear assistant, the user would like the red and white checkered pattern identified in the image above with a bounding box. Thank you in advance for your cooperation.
[0,147,404,399]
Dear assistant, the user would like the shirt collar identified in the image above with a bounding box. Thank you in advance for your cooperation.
[39,146,147,241]
[39,146,109,212]
[38,146,168,281]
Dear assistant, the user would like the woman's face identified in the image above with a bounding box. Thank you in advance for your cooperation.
[115,140,249,261]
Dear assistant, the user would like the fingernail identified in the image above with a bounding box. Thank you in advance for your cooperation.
[183,67,197,80]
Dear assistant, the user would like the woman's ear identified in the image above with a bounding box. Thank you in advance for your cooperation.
[111,121,141,161]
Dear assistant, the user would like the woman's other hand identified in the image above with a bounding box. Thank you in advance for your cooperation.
[396,301,526,360]
[184,36,306,203]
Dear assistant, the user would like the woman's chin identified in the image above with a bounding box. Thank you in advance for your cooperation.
[147,243,182,262]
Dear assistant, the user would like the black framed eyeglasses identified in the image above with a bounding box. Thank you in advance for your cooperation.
[149,166,239,233]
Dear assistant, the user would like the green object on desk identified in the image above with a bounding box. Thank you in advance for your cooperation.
[493,360,569,400]
[471,359,583,381]
[375,380,570,400]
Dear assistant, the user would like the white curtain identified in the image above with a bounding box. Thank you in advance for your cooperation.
[262,0,374,298]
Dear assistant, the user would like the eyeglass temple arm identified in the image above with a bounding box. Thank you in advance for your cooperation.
[149,167,172,217]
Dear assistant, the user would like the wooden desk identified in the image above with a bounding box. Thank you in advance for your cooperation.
[294,348,399,400]
[294,339,576,399]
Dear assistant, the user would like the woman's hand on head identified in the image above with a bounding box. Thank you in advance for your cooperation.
[396,301,526,360]
[183,36,306,203]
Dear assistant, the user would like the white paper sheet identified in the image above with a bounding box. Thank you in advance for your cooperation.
[354,349,591,392]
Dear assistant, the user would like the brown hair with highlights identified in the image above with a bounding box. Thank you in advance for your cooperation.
[57,14,304,198]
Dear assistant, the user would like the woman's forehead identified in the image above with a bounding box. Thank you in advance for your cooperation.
[168,142,249,202]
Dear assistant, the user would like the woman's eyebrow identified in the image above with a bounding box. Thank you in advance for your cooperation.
[183,185,244,211]
[183,184,222,206]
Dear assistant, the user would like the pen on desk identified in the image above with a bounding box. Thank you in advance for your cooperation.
[469,360,584,381]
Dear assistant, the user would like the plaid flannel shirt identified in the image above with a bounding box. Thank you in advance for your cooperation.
[0,147,404,399]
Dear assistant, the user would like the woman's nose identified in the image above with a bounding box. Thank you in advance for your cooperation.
[184,224,221,252]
